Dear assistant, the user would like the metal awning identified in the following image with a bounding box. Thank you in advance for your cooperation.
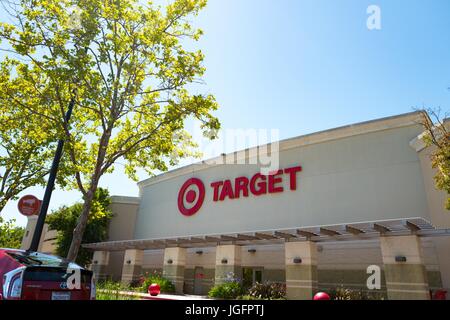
[82,217,450,252]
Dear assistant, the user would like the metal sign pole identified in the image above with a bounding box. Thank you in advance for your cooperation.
[28,93,76,253]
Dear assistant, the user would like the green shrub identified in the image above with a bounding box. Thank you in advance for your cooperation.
[328,286,385,300]
[238,295,264,300]
[208,282,245,299]
[0,217,24,249]
[247,282,286,300]
[139,272,176,294]
[96,280,137,300]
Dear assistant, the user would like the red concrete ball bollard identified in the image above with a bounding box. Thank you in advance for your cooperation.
[148,283,161,296]
[313,292,330,300]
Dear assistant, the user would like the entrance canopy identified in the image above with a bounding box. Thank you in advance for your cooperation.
[83,217,450,252]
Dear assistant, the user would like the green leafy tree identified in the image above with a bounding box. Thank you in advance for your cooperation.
[0,216,25,248]
[0,0,220,260]
[46,188,112,266]
[418,109,450,210]
[0,59,59,213]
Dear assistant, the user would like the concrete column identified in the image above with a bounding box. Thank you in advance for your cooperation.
[214,245,242,285]
[121,249,144,285]
[163,247,186,294]
[380,235,430,300]
[20,216,38,250]
[20,216,51,252]
[285,241,318,300]
[92,251,110,281]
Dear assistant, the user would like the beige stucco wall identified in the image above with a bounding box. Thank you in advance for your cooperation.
[20,216,38,250]
[135,122,429,240]
[104,196,140,280]
[108,196,140,241]
[137,239,442,295]
[20,217,55,254]
[39,228,58,254]
[88,113,450,296]
[416,145,450,228]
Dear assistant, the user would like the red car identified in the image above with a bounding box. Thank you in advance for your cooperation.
[0,248,95,300]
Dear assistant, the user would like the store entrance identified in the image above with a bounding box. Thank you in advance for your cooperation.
[242,267,263,289]
[193,266,204,295]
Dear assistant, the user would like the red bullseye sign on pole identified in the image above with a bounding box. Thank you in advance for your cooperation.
[18,195,42,217]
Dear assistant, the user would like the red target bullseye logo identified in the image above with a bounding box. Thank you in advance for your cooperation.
[178,178,205,216]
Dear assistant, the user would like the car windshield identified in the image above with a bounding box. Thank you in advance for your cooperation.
[7,251,68,267]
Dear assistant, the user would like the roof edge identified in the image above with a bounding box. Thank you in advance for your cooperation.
[138,111,424,189]
[110,196,140,205]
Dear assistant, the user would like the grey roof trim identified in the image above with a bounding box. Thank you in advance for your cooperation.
[110,196,140,205]
[82,217,445,251]
[137,111,424,189]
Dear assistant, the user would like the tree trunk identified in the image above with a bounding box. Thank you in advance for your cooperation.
[66,126,113,262]
[0,200,6,215]
[0,193,12,214]
[66,186,96,262]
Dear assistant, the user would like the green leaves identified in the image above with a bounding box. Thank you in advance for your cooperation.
[1,0,219,259]
[1,0,220,191]
[418,110,450,211]
[0,59,60,211]
[46,187,112,266]
[0,217,25,249]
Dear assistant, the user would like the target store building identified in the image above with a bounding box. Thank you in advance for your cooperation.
[78,112,450,299]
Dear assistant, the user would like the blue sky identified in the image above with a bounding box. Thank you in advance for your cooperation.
[1,0,450,226]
